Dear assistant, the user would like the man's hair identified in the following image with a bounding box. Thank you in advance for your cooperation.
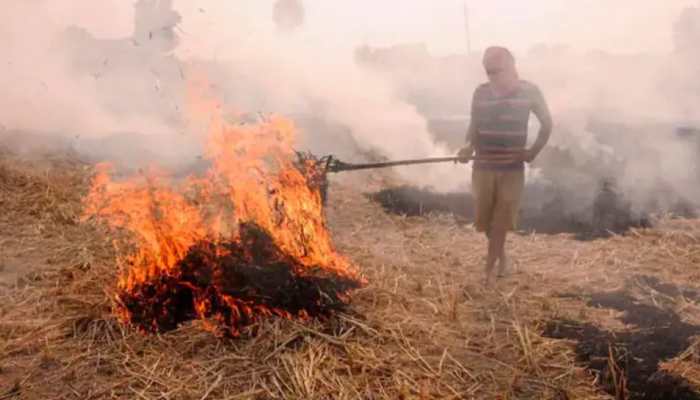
[483,46,515,64]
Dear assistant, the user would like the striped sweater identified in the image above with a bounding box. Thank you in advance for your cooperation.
[470,80,546,170]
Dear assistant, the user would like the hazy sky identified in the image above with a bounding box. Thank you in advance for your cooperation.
[41,0,698,56]
[300,0,697,54]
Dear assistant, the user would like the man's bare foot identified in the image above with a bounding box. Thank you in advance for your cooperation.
[483,273,494,287]
[484,263,495,287]
[496,255,509,278]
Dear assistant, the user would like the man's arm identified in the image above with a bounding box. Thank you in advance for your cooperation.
[466,87,479,147]
[458,89,479,161]
[527,85,553,162]
[465,118,477,147]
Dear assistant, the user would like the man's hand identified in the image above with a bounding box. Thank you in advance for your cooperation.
[519,149,537,163]
[457,146,474,163]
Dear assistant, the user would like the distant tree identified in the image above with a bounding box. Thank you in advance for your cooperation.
[670,3,700,121]
[673,4,700,56]
[273,0,305,33]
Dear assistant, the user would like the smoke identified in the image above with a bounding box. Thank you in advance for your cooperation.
[0,0,699,205]
[174,2,459,187]
[0,0,459,186]
[355,3,700,217]
[517,16,700,215]
[0,1,178,139]
[198,38,458,187]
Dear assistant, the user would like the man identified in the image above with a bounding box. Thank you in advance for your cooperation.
[458,46,552,286]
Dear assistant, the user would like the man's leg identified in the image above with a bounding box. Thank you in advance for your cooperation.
[472,169,497,285]
[496,232,509,277]
[493,169,524,279]
[485,230,508,278]
[485,226,507,286]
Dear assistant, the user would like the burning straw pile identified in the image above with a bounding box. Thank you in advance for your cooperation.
[82,108,364,336]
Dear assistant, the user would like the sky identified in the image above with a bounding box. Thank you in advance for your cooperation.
[40,0,699,57]
[301,1,696,54]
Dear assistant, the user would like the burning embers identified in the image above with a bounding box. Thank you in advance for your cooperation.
[82,101,364,336]
[118,224,361,336]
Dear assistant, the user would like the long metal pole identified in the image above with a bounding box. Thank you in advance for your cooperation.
[327,153,521,173]
[464,1,472,55]
[331,157,463,172]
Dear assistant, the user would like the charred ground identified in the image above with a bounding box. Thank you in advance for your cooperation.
[544,284,700,399]
[369,181,660,240]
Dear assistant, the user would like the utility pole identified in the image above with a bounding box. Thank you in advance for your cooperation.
[464,1,472,55]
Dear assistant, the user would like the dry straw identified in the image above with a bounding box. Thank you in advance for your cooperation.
[1,150,698,399]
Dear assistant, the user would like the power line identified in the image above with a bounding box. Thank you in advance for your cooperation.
[464,1,472,54]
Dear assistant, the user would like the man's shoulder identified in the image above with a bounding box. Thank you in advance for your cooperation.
[473,82,491,99]
[518,80,543,96]
[474,82,490,92]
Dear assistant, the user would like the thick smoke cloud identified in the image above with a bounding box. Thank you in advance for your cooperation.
[523,7,700,216]
[0,0,458,186]
[0,0,698,208]
[0,0,195,166]
[0,1,179,138]
[355,3,700,217]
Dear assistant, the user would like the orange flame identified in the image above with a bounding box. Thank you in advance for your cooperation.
[82,80,364,334]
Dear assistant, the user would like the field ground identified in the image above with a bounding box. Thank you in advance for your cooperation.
[1,150,699,399]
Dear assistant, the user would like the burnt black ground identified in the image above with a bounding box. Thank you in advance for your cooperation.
[369,186,474,220]
[634,275,700,303]
[368,185,652,240]
[543,289,700,399]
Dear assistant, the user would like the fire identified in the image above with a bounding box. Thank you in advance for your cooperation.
[82,83,365,336]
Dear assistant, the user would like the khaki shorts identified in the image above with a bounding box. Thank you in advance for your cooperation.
[471,168,525,232]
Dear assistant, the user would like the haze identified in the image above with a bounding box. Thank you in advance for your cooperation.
[1,0,699,215]
[41,0,697,56]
